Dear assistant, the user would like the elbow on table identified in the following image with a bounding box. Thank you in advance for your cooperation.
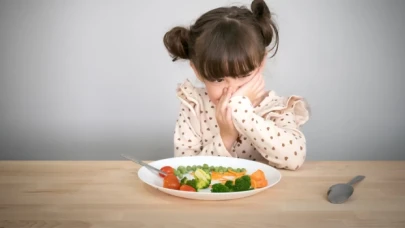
[283,155,306,171]
[271,146,307,171]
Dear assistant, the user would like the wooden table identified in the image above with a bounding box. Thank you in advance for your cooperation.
[0,161,404,228]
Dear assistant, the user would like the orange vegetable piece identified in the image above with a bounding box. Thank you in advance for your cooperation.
[253,179,268,188]
[250,169,268,189]
[250,169,265,181]
[211,172,223,180]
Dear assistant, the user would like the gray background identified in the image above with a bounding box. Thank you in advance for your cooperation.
[0,0,404,161]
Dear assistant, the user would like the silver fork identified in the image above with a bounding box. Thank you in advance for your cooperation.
[121,154,168,176]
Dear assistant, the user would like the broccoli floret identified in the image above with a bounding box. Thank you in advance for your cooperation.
[225,180,234,190]
[233,175,252,192]
[180,177,188,185]
[194,168,211,189]
[185,179,197,191]
[180,177,198,191]
[211,183,231,192]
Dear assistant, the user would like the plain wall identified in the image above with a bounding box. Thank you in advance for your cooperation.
[0,0,404,161]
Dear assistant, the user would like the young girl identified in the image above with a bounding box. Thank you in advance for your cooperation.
[163,0,309,170]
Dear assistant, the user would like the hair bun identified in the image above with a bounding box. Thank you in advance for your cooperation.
[163,26,190,61]
[251,0,278,52]
[251,0,271,21]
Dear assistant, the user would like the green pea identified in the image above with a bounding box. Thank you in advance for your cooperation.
[178,166,187,174]
[186,166,192,171]
[203,164,209,169]
[192,165,197,171]
[214,167,220,172]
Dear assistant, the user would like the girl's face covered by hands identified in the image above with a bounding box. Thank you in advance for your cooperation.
[197,60,266,107]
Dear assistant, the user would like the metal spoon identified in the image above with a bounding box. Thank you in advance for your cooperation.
[121,154,168,176]
[327,175,365,204]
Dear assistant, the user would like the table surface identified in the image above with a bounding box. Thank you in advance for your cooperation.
[0,161,404,228]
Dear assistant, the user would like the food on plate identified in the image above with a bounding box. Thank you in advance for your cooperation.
[173,164,246,178]
[179,185,196,192]
[211,175,253,192]
[193,168,212,189]
[179,168,211,191]
[180,177,197,191]
[159,166,175,177]
[162,174,180,190]
[250,169,268,189]
[159,164,268,193]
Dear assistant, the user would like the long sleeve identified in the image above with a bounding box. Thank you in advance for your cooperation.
[228,94,310,170]
[173,103,234,158]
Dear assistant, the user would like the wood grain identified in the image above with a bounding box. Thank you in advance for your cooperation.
[0,161,404,228]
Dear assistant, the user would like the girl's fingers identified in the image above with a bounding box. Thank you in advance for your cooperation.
[217,88,227,114]
[220,88,231,115]
[226,106,233,127]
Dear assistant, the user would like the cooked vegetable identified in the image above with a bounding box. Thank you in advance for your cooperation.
[194,168,211,189]
[186,179,198,190]
[225,180,234,190]
[161,164,267,192]
[180,185,196,192]
[163,174,180,190]
[172,165,245,177]
[211,183,231,192]
[159,166,175,178]
[180,177,188,185]
[177,165,187,174]
[210,169,246,182]
[211,175,253,192]
[180,177,198,191]
[233,175,252,191]
[250,169,268,189]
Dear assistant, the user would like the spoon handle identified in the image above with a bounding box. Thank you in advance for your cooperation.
[347,175,365,186]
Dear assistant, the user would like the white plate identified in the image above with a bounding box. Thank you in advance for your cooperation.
[137,156,281,200]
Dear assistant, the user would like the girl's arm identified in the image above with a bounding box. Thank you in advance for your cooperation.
[173,103,235,158]
[228,95,309,170]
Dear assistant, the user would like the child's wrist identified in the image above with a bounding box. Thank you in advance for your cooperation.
[220,132,237,151]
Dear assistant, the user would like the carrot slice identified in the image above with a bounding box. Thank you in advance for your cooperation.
[228,169,246,176]
[250,169,265,181]
[249,169,268,189]
[253,179,268,188]
[251,179,257,188]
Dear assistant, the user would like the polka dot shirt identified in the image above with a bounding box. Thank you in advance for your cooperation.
[173,79,310,171]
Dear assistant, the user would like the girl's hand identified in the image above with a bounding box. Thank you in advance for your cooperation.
[233,74,266,107]
[216,87,239,151]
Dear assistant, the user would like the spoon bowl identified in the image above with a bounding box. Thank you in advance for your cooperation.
[327,175,365,204]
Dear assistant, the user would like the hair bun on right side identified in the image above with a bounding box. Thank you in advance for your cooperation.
[250,0,279,54]
[251,0,271,20]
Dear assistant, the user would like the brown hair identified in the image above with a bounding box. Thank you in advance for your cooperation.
[163,0,279,82]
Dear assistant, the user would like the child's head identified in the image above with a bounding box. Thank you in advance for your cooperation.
[164,0,279,104]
